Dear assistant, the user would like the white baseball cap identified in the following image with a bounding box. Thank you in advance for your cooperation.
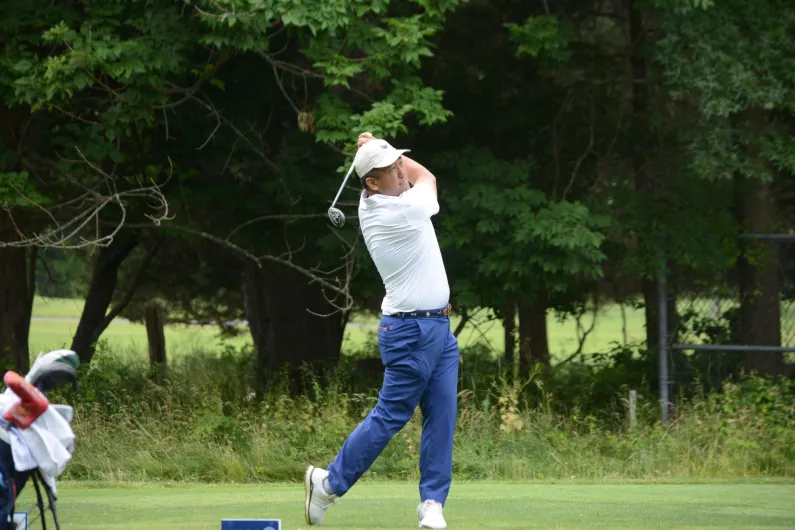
[353,139,410,178]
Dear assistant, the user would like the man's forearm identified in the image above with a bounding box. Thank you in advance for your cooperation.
[402,155,437,197]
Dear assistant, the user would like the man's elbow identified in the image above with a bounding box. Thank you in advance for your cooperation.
[426,174,437,196]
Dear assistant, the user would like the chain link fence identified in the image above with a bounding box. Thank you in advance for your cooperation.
[667,234,795,392]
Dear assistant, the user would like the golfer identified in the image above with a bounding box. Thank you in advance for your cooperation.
[305,132,460,529]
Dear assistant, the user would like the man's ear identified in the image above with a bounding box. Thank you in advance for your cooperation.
[365,175,379,192]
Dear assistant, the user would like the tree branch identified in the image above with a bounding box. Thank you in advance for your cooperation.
[558,295,600,365]
[271,62,300,114]
[188,95,280,172]
[135,221,354,310]
[35,252,69,292]
[562,94,596,200]
[100,239,162,330]
[458,310,500,353]
[551,88,574,199]
[1,150,172,249]
[453,310,470,338]
[226,213,338,241]
[259,51,325,80]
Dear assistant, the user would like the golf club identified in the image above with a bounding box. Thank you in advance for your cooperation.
[327,160,356,228]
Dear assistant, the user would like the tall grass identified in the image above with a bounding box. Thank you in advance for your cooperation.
[52,345,795,484]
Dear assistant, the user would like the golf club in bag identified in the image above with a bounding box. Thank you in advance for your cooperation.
[327,160,356,228]
[0,350,79,530]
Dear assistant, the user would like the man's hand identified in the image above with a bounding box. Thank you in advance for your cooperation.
[358,132,376,148]
[356,131,437,198]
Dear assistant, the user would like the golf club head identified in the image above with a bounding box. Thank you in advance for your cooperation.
[328,207,346,228]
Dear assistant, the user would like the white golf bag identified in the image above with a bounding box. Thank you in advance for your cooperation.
[0,350,79,530]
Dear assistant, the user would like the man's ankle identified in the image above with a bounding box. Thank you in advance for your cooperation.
[323,477,335,496]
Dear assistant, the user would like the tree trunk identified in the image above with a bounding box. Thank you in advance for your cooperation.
[629,0,666,358]
[0,210,36,372]
[641,280,659,354]
[242,260,272,391]
[518,298,550,374]
[503,297,516,367]
[70,231,139,362]
[0,102,36,373]
[735,175,784,376]
[242,260,345,393]
[145,303,168,383]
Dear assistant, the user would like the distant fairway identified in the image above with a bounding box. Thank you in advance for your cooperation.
[28,316,252,360]
[34,480,795,529]
[29,296,647,361]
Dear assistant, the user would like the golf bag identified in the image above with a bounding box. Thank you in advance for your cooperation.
[0,441,49,530]
[0,350,79,530]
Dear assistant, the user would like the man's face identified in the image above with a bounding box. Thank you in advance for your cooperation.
[365,157,409,197]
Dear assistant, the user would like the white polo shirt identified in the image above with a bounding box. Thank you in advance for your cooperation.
[358,182,450,315]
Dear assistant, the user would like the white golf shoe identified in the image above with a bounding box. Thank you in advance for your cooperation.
[304,466,338,525]
[417,500,447,529]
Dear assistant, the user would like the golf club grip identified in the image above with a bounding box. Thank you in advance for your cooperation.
[330,161,356,208]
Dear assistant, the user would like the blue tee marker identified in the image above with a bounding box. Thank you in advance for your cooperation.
[221,519,281,530]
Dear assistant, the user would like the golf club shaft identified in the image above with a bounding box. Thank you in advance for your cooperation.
[330,161,356,209]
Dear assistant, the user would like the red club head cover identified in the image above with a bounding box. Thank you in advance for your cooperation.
[2,371,49,429]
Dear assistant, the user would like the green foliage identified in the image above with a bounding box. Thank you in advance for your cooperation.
[0,171,47,207]
[12,8,190,110]
[0,0,462,224]
[607,168,740,280]
[505,15,571,64]
[655,0,795,181]
[314,79,452,148]
[435,148,609,304]
[5,0,460,137]
[315,98,414,145]
[35,248,92,299]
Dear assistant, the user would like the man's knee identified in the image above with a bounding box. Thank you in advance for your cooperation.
[371,395,419,431]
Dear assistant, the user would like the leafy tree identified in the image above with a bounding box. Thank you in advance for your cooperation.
[408,0,636,375]
[654,0,795,375]
[0,0,462,378]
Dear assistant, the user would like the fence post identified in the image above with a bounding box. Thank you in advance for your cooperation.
[657,260,670,424]
[629,389,637,428]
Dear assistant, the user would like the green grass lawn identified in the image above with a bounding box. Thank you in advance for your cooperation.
[29,481,795,529]
[30,296,647,361]
[28,318,251,359]
[30,297,90,318]
[29,297,251,359]
[345,305,647,359]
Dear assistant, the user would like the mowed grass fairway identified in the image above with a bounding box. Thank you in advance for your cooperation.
[32,481,795,529]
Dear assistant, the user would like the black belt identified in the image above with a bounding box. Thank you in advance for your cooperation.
[388,304,451,319]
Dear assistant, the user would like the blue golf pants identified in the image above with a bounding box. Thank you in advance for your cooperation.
[327,314,459,505]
